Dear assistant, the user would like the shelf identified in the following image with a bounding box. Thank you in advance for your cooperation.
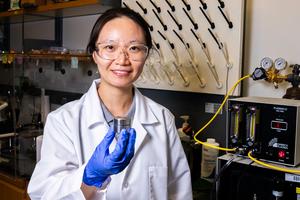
[25,53,92,61]
[0,0,120,24]
[1,52,92,62]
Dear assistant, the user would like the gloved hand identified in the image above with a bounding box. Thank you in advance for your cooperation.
[83,127,136,187]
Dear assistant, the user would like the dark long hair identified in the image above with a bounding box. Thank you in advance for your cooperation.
[87,7,152,54]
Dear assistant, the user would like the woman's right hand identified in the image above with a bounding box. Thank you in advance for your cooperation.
[82,127,136,188]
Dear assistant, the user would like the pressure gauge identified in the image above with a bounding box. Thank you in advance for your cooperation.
[274,58,287,71]
[260,57,273,70]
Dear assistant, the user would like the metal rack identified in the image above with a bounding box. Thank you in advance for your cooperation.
[124,0,245,95]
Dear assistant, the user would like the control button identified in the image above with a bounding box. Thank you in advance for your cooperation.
[278,150,286,159]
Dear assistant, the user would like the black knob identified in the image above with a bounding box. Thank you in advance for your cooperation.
[251,67,267,80]
[292,64,300,75]
[60,68,66,75]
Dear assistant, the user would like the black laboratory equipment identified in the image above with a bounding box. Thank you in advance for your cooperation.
[217,155,300,200]
[216,95,300,200]
[0,93,41,177]
[283,64,300,100]
[227,96,300,166]
[0,100,13,134]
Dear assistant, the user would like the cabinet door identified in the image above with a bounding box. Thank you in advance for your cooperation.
[0,177,30,200]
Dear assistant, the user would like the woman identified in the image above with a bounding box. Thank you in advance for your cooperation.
[28,7,192,200]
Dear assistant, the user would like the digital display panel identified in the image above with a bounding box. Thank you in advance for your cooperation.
[271,120,288,131]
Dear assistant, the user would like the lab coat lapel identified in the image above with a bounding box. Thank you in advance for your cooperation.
[83,79,113,157]
[132,88,158,153]
[131,118,147,153]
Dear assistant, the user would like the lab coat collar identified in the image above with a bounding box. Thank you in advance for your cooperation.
[131,87,159,154]
[84,79,106,128]
[133,88,159,125]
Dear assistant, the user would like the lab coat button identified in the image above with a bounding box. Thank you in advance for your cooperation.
[123,182,129,188]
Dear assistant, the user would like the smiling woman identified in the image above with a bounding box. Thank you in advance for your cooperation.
[92,15,148,93]
[27,7,192,200]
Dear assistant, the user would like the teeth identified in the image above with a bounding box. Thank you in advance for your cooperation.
[114,70,129,75]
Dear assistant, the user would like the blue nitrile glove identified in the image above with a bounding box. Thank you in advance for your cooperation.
[83,127,136,188]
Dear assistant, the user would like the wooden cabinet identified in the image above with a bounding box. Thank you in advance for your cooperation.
[0,172,30,200]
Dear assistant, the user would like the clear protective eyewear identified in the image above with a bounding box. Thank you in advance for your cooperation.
[95,42,149,61]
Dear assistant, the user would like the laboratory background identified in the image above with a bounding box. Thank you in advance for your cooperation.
[1,0,300,199]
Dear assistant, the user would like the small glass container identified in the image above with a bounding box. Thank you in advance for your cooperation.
[113,117,131,140]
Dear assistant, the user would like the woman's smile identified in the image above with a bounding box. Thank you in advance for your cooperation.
[112,69,132,77]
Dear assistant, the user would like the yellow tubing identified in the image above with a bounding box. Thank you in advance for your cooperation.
[193,74,251,152]
[248,150,300,174]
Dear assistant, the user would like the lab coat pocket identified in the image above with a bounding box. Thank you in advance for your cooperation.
[148,166,168,200]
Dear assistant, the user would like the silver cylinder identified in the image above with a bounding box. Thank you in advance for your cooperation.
[113,117,131,140]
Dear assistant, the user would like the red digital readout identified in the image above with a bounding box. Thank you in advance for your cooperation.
[271,121,287,131]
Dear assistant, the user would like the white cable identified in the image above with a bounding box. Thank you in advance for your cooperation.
[0,101,8,111]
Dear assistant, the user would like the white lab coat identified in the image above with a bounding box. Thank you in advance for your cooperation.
[28,80,192,200]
